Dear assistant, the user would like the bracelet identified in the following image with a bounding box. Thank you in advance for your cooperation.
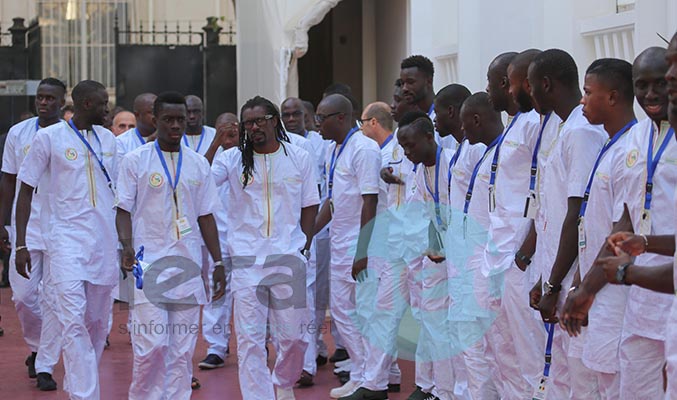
[15,245,28,252]
[515,250,532,266]
[213,260,224,267]
[640,234,649,253]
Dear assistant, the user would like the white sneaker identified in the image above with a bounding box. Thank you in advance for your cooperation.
[334,358,352,368]
[276,386,296,400]
[334,359,353,374]
[330,380,360,398]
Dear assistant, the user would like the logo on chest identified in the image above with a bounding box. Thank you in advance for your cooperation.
[149,172,164,188]
[23,145,31,155]
[625,149,639,168]
[65,148,78,161]
[241,173,254,186]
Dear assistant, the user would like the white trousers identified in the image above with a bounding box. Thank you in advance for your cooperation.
[313,233,345,353]
[362,257,409,391]
[128,303,199,400]
[485,267,544,399]
[9,249,44,352]
[35,255,63,374]
[234,280,309,400]
[201,271,233,358]
[619,332,665,398]
[54,280,114,400]
[664,301,677,400]
[331,273,369,383]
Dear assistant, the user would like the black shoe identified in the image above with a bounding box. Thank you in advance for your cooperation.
[338,370,350,384]
[191,377,201,390]
[25,352,36,378]
[407,387,429,400]
[338,387,388,400]
[105,335,110,349]
[36,372,57,391]
[198,354,225,369]
[316,354,328,367]
[330,348,349,363]
[421,395,439,400]
[387,383,400,393]
[296,370,314,387]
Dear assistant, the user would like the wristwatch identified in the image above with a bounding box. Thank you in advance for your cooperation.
[515,250,532,266]
[542,280,561,296]
[301,249,311,260]
[616,262,632,285]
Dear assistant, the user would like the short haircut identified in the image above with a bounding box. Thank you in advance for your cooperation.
[586,58,634,103]
[530,49,579,89]
[38,77,66,93]
[401,55,435,78]
[435,84,471,108]
[398,110,434,136]
[71,80,106,105]
[153,91,187,115]
[363,103,393,131]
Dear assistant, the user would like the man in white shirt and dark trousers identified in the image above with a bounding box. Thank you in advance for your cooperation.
[116,91,226,399]
[314,94,381,399]
[15,80,118,400]
[528,49,608,399]
[0,78,66,391]
[211,96,320,400]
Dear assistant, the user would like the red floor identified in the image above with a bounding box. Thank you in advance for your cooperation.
[0,287,415,399]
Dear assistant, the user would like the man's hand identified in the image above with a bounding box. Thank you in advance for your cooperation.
[15,247,32,279]
[0,226,10,253]
[120,246,136,272]
[595,252,632,284]
[529,278,542,310]
[212,265,226,301]
[352,257,368,281]
[538,292,559,323]
[606,232,644,256]
[560,286,592,337]
[380,167,404,185]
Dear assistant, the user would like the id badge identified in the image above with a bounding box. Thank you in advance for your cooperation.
[488,186,496,213]
[531,376,549,400]
[577,218,586,249]
[524,192,539,219]
[176,216,193,239]
[639,210,651,236]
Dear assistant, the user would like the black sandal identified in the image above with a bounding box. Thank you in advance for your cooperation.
[191,377,201,390]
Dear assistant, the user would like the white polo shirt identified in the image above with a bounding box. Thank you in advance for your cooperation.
[18,120,118,285]
[324,131,381,278]
[617,118,677,341]
[212,142,320,290]
[116,143,220,304]
[2,117,49,251]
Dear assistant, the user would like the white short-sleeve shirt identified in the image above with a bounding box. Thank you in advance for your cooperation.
[325,131,381,277]
[212,142,320,290]
[538,105,607,284]
[1,117,50,250]
[116,143,220,304]
[17,120,118,285]
[116,128,149,170]
[183,125,217,156]
[616,118,677,341]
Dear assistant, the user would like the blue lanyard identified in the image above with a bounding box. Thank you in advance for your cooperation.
[134,128,145,145]
[463,135,501,214]
[488,112,521,187]
[423,146,443,226]
[35,118,40,131]
[154,140,183,208]
[132,246,145,289]
[183,127,205,153]
[380,134,394,150]
[427,103,434,116]
[579,119,637,218]
[528,112,552,192]
[328,127,359,201]
[447,140,464,195]
[644,124,674,211]
[67,119,114,191]
[543,322,555,377]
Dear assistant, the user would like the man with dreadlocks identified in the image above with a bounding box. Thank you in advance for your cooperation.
[211,96,320,400]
